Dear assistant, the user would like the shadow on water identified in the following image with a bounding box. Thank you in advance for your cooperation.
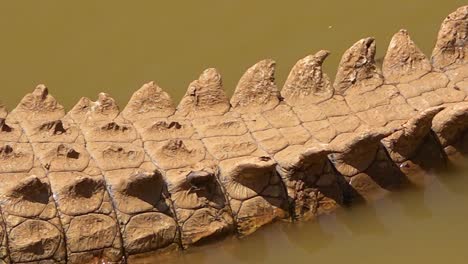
[435,169,468,196]
[389,187,433,221]
[334,203,387,237]
[281,221,333,255]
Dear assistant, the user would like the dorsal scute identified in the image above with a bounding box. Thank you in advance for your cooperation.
[61,175,106,199]
[334,38,383,95]
[11,84,65,121]
[116,171,164,200]
[68,97,92,124]
[383,29,432,83]
[122,81,175,122]
[432,5,468,69]
[96,92,120,114]
[382,106,445,163]
[177,68,230,118]
[231,59,280,113]
[6,175,50,199]
[69,93,120,123]
[432,103,468,146]
[282,50,333,105]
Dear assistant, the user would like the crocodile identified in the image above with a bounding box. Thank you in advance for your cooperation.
[0,5,466,263]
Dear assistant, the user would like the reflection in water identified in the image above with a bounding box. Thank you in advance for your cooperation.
[436,170,468,196]
[281,221,333,255]
[223,233,267,264]
[335,203,388,237]
[391,187,432,221]
[139,170,468,263]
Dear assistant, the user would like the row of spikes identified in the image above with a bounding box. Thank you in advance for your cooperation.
[2,6,467,120]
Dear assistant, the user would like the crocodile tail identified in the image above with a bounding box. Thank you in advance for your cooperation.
[231,59,280,113]
[282,50,333,105]
[177,68,230,118]
[383,29,432,83]
[334,37,383,95]
[122,81,175,122]
[432,5,468,69]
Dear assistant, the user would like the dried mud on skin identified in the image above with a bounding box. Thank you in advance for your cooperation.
[8,86,123,263]
[0,5,466,263]
[123,81,235,248]
[69,93,180,261]
[0,87,67,264]
[176,68,290,236]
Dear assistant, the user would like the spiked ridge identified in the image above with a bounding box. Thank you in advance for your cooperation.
[282,50,333,105]
[231,59,280,113]
[432,6,468,69]
[383,29,432,83]
[122,81,175,121]
[334,38,383,95]
[0,5,466,263]
[177,68,230,118]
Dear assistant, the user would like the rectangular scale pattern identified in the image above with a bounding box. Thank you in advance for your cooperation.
[0,5,465,263]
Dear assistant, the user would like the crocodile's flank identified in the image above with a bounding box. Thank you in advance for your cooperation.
[0,5,467,264]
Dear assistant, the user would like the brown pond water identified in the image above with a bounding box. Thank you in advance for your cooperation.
[0,1,467,263]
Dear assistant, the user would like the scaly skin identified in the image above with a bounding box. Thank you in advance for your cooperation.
[0,5,466,263]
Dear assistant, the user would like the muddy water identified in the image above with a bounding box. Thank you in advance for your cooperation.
[0,0,466,109]
[1,2,467,263]
[136,171,468,264]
